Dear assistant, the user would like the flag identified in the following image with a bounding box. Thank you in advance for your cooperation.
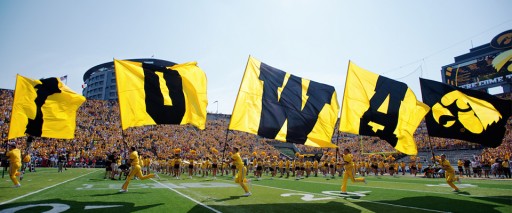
[8,74,86,139]
[339,61,429,155]
[114,59,207,130]
[60,75,68,82]
[229,56,339,148]
[420,78,512,147]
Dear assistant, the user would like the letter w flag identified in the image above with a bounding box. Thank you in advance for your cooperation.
[420,78,511,148]
[8,74,85,139]
[229,56,340,148]
[114,59,208,130]
[339,61,429,155]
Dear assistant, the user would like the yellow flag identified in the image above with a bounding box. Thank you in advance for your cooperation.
[229,56,339,148]
[339,61,429,155]
[114,59,207,130]
[8,75,86,139]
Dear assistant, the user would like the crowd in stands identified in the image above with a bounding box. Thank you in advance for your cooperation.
[0,88,511,179]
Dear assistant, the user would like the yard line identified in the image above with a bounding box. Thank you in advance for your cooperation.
[0,170,98,206]
[222,179,450,213]
[151,179,222,213]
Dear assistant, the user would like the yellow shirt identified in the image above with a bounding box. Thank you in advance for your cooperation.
[231,152,244,169]
[342,154,355,170]
[439,159,454,173]
[7,148,21,164]
[502,161,509,169]
[23,154,31,163]
[129,151,139,166]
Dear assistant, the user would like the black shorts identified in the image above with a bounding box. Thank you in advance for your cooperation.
[458,166,463,172]
[269,167,275,172]
[371,165,378,169]
[174,165,180,169]
[389,167,394,170]
[231,165,236,169]
[295,167,300,170]
[256,166,263,171]
[188,165,194,169]
[212,164,218,169]
[324,163,329,167]
[300,167,305,171]
[329,165,334,169]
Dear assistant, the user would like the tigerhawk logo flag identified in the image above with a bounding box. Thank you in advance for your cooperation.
[420,78,512,148]
[114,59,208,130]
[339,61,430,155]
[8,74,86,139]
[229,56,339,148]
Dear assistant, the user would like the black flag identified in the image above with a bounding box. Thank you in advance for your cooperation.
[420,78,512,148]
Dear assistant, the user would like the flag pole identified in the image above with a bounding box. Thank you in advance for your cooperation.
[334,122,341,175]
[112,59,129,159]
[219,55,251,176]
[427,136,436,165]
[219,129,230,176]
[6,75,21,141]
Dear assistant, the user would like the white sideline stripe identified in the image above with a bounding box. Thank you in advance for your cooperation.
[0,170,98,206]
[222,179,450,213]
[151,179,221,213]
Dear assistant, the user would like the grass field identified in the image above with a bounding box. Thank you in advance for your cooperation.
[0,168,511,213]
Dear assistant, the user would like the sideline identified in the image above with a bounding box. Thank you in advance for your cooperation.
[0,170,99,206]
[219,179,450,213]
[151,179,222,213]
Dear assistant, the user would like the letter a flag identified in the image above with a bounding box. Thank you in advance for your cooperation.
[420,78,512,148]
[114,59,207,130]
[339,61,429,155]
[8,74,86,139]
[229,56,339,148]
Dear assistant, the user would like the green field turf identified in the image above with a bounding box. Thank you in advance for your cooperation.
[0,168,511,213]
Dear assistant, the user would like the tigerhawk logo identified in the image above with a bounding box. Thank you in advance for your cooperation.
[432,90,502,134]
[490,30,512,72]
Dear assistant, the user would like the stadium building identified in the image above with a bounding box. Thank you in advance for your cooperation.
[441,29,512,95]
[82,58,176,100]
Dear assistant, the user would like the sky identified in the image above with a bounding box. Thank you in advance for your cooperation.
[0,0,511,114]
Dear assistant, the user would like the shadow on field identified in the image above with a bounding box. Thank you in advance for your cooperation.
[0,199,163,213]
[188,201,361,213]
[355,195,504,213]
[213,195,243,202]
[471,196,512,206]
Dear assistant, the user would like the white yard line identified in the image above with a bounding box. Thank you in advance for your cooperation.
[0,170,98,206]
[151,179,222,213]
[220,179,450,213]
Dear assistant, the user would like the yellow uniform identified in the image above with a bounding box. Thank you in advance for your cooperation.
[6,148,21,186]
[121,150,155,191]
[439,158,459,191]
[341,153,365,193]
[232,152,249,193]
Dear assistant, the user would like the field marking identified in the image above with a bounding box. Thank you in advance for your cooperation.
[276,178,512,200]
[151,179,221,213]
[220,179,450,213]
[0,170,99,206]
[369,178,511,190]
